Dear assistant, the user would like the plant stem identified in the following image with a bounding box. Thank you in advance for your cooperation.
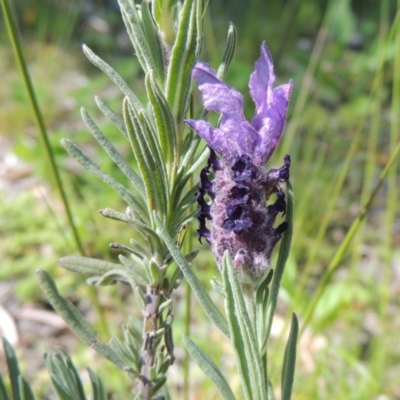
[140,285,162,399]
[241,284,256,331]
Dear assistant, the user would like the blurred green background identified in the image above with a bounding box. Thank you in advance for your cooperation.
[1,0,399,399]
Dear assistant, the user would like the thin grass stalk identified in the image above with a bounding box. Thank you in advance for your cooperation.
[288,2,395,343]
[370,0,399,386]
[0,0,109,336]
[277,8,330,158]
[300,138,400,335]
[0,0,84,256]
[349,0,388,276]
[382,3,400,315]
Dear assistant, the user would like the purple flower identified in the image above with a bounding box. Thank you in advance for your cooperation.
[186,43,292,282]
[186,42,292,167]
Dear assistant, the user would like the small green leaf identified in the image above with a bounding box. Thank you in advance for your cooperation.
[140,1,165,83]
[119,255,149,283]
[37,270,126,369]
[281,313,298,400]
[216,23,237,80]
[58,256,121,276]
[150,376,167,396]
[153,212,229,337]
[3,337,21,400]
[87,368,107,400]
[124,100,167,216]
[117,0,153,74]
[61,139,148,222]
[95,96,128,139]
[152,0,176,46]
[18,375,36,400]
[99,208,160,244]
[145,70,177,172]
[81,107,146,200]
[183,336,236,400]
[82,44,144,112]
[45,351,85,400]
[166,0,201,122]
[0,374,9,400]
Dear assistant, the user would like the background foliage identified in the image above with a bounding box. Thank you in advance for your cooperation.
[1,0,399,398]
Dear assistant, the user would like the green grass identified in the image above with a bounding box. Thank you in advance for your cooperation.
[1,0,400,398]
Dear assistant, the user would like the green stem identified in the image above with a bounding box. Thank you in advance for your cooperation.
[0,0,108,336]
[1,0,84,256]
[241,284,256,332]
[300,138,400,336]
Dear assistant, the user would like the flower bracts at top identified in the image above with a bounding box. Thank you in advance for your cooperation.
[186,42,292,283]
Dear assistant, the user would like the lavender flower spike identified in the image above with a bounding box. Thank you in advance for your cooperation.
[186,42,292,167]
[186,43,292,283]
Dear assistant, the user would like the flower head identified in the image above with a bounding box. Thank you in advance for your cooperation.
[186,43,292,283]
[186,42,292,167]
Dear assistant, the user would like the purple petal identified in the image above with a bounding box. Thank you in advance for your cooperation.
[253,81,292,165]
[248,42,292,165]
[187,63,259,160]
[249,42,275,115]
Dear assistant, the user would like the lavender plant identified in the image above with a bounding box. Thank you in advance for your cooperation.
[1,0,298,398]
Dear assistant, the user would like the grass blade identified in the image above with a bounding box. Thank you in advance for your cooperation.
[281,313,298,400]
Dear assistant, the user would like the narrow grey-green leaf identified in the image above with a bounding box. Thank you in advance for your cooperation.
[19,376,36,400]
[153,212,229,337]
[37,270,98,341]
[265,181,294,345]
[281,313,298,400]
[95,96,128,139]
[81,107,146,200]
[268,380,277,400]
[46,353,81,400]
[99,208,156,239]
[138,110,169,214]
[119,255,149,283]
[58,349,86,400]
[216,23,237,80]
[145,70,176,171]
[184,145,210,177]
[48,375,71,400]
[61,139,148,222]
[87,368,106,400]
[3,338,21,400]
[152,0,176,47]
[166,0,199,122]
[183,336,236,400]
[82,44,144,112]
[117,0,152,74]
[124,100,167,216]
[0,374,9,400]
[150,377,167,396]
[222,253,267,400]
[58,256,121,276]
[37,270,126,369]
[141,1,165,82]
